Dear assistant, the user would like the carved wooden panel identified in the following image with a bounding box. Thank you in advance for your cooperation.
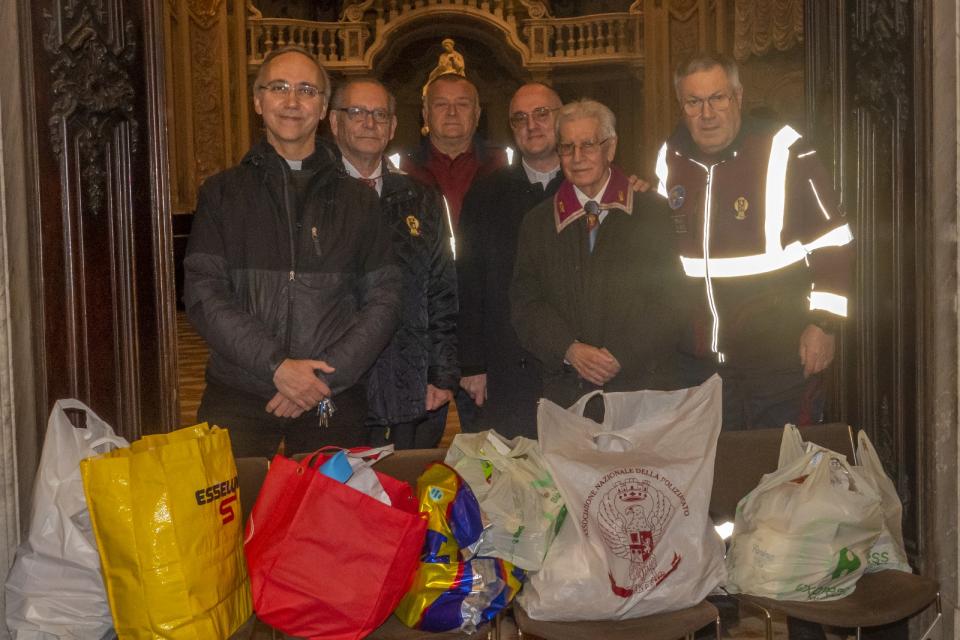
[164,0,243,214]
[804,0,924,562]
[24,0,177,439]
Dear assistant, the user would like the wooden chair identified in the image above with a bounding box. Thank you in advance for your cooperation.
[711,423,941,640]
[513,601,720,640]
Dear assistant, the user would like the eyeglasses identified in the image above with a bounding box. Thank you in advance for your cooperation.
[509,106,559,129]
[332,106,392,124]
[556,138,610,157]
[681,92,733,116]
[257,80,323,100]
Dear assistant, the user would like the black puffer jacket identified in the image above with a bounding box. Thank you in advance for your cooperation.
[184,138,402,399]
[364,164,460,425]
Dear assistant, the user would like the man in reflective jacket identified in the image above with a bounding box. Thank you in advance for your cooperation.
[656,52,853,431]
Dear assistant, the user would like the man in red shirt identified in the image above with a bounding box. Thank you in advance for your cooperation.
[401,74,507,228]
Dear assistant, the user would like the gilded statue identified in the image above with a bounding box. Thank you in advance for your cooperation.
[422,38,466,96]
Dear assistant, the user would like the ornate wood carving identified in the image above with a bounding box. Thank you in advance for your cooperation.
[187,0,224,27]
[189,23,226,184]
[26,0,177,439]
[733,0,803,62]
[849,0,909,128]
[804,0,925,563]
[43,0,138,217]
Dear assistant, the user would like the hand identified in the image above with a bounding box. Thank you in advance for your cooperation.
[627,174,652,193]
[565,343,621,386]
[459,374,488,407]
[426,384,454,411]
[265,392,306,418]
[272,358,335,410]
[799,324,836,377]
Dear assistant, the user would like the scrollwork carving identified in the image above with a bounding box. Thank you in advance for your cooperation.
[44,0,138,217]
[850,0,910,129]
[517,0,551,19]
[341,0,375,23]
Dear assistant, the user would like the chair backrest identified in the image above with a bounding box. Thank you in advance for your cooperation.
[235,424,856,526]
[709,422,855,523]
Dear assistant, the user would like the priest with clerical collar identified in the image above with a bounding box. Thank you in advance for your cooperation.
[510,98,691,415]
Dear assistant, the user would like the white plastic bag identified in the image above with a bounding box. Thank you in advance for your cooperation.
[444,430,565,570]
[519,375,726,621]
[854,432,911,573]
[725,425,883,601]
[5,399,128,639]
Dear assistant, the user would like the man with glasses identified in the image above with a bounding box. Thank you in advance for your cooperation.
[511,99,687,412]
[655,53,853,433]
[456,83,564,438]
[328,78,459,448]
[184,47,401,458]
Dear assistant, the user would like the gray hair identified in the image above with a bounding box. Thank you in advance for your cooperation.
[673,52,741,101]
[555,99,617,141]
[255,46,332,103]
[331,78,396,114]
[422,73,479,105]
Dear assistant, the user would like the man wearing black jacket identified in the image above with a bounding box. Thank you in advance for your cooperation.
[184,48,402,457]
[457,83,564,438]
[329,78,459,448]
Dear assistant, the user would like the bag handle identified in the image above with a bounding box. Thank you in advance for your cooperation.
[299,444,395,472]
[566,389,606,418]
[87,435,129,453]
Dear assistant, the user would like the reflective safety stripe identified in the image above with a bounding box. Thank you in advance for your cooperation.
[655,143,669,197]
[808,179,832,220]
[680,223,853,278]
[809,291,848,317]
[803,224,854,252]
[442,195,456,260]
[764,125,802,255]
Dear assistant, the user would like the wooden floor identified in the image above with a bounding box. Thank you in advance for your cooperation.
[176,311,462,446]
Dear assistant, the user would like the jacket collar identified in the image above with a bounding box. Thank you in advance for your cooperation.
[667,115,779,162]
[242,136,341,179]
[553,165,633,233]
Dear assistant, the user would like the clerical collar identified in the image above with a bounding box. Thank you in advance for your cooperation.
[552,166,633,233]
[522,159,560,189]
[341,156,383,196]
[285,159,303,171]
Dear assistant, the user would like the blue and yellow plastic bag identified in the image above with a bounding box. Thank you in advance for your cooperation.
[395,463,524,633]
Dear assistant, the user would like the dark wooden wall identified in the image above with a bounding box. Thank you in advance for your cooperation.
[805,0,929,566]
[19,0,177,442]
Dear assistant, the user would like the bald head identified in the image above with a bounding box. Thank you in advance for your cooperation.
[508,82,563,171]
[255,46,330,104]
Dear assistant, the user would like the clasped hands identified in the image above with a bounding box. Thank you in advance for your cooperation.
[565,342,621,387]
[266,358,335,418]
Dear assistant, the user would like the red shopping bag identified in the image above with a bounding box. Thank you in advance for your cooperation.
[244,449,427,640]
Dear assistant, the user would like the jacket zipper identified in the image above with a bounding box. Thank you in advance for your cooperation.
[689,156,725,363]
[280,160,297,354]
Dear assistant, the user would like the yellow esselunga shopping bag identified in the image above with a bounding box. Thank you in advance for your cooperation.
[80,423,252,639]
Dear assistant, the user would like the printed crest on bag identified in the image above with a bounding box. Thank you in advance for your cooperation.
[585,468,689,597]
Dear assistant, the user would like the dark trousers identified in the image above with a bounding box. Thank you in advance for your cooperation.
[679,355,825,430]
[366,404,449,450]
[198,380,369,459]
